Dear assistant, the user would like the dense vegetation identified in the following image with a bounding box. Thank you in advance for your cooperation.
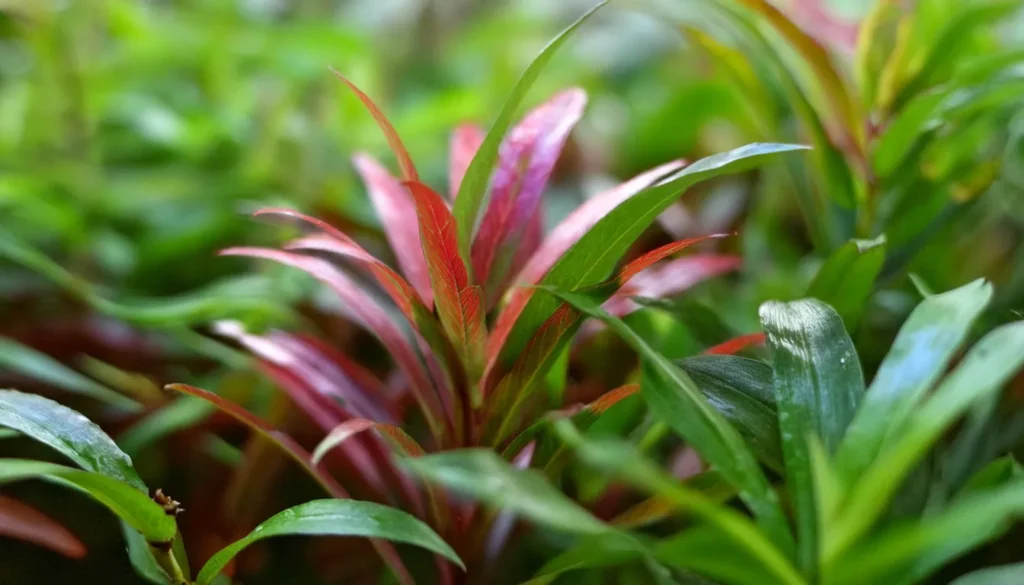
[1,1,1023,584]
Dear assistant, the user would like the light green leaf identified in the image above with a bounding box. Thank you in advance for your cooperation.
[760,299,864,574]
[950,562,1024,585]
[834,279,993,486]
[545,288,794,554]
[452,1,607,260]
[0,338,141,411]
[0,459,176,543]
[195,499,463,585]
[501,143,808,365]
[0,390,146,491]
[805,236,886,330]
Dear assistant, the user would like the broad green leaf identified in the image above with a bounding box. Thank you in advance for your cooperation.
[805,236,886,330]
[828,320,1024,564]
[0,338,141,411]
[760,299,864,574]
[834,279,992,485]
[195,499,463,585]
[502,143,807,364]
[0,459,176,543]
[677,355,783,471]
[402,449,608,535]
[546,288,794,554]
[950,562,1024,585]
[452,1,607,260]
[553,421,802,585]
[0,390,146,491]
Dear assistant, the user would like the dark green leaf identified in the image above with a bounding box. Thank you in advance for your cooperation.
[760,299,864,574]
[0,390,146,491]
[834,279,992,485]
[123,522,173,585]
[195,499,462,585]
[0,459,176,543]
[805,237,886,330]
[452,1,607,259]
[545,288,794,553]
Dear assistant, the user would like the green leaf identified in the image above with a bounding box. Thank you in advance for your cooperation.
[195,499,463,585]
[950,562,1024,585]
[553,421,802,585]
[452,1,607,260]
[828,320,1024,564]
[653,524,789,585]
[834,279,993,485]
[402,449,608,535]
[0,338,142,411]
[760,299,864,574]
[501,143,808,364]
[545,288,793,554]
[959,456,1024,496]
[123,522,173,585]
[0,390,146,491]
[523,533,652,585]
[0,459,176,543]
[805,236,886,330]
[677,355,783,471]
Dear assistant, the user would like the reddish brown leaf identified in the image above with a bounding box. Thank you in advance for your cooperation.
[449,124,485,200]
[704,333,767,355]
[353,154,434,307]
[403,181,487,387]
[618,233,732,284]
[587,383,640,415]
[330,68,419,182]
[0,496,86,559]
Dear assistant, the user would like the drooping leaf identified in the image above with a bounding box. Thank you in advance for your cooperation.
[195,499,463,585]
[828,320,1024,563]
[0,390,145,491]
[545,289,794,553]
[499,143,807,368]
[805,236,886,330]
[834,279,993,485]
[0,460,176,543]
[449,124,485,200]
[0,495,87,558]
[353,154,434,307]
[760,299,864,573]
[452,1,607,259]
[471,88,587,288]
[404,181,487,387]
[553,421,802,585]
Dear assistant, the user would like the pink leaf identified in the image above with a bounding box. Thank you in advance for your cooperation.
[0,496,86,559]
[353,154,434,307]
[471,89,587,287]
[449,124,485,200]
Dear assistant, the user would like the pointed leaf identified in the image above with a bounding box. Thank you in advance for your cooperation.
[499,144,807,367]
[0,460,176,543]
[0,390,145,491]
[618,234,732,284]
[806,236,886,330]
[452,2,607,259]
[760,299,864,573]
[353,154,434,306]
[195,499,463,585]
[449,124,484,200]
[545,289,794,553]
[703,333,767,356]
[835,279,993,485]
[0,495,87,558]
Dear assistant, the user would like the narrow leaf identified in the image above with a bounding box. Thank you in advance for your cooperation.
[760,299,864,573]
[0,495,87,558]
[449,124,485,200]
[618,234,732,284]
[195,499,463,585]
[806,236,886,329]
[0,390,145,491]
[452,1,607,259]
[703,333,767,355]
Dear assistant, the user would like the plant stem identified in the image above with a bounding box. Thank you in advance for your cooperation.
[150,541,191,585]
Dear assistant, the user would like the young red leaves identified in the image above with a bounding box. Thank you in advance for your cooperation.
[403,181,487,395]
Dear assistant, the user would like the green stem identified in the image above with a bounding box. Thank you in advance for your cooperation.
[150,541,191,585]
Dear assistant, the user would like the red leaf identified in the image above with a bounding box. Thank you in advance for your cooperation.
[618,234,733,284]
[485,161,686,368]
[587,383,640,414]
[0,496,86,559]
[704,332,767,355]
[449,124,485,200]
[471,89,587,287]
[330,68,418,182]
[165,384,415,585]
[220,247,450,441]
[353,154,434,307]
[403,181,487,386]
